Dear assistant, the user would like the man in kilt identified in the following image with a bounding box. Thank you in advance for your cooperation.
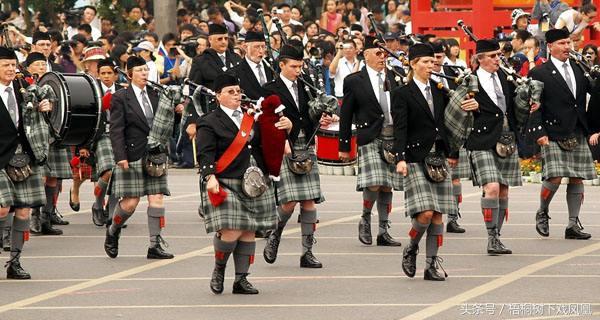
[103,56,174,259]
[529,28,596,240]
[262,42,334,268]
[338,35,403,247]
[467,39,522,255]
[198,73,292,294]
[0,46,53,278]
[392,43,479,281]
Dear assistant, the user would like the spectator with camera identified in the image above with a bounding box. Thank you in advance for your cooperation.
[330,39,362,99]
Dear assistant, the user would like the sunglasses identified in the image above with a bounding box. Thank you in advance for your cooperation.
[225,89,242,95]
[374,51,388,57]
[485,53,499,59]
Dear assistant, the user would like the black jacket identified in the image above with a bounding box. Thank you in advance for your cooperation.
[196,107,267,179]
[262,76,316,146]
[339,67,402,152]
[442,65,460,90]
[529,58,592,141]
[391,79,452,162]
[465,69,517,151]
[0,80,33,169]
[109,85,159,162]
[229,58,274,100]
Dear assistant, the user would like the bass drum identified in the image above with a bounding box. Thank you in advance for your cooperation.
[38,72,102,146]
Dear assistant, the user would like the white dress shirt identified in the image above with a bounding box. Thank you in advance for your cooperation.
[0,81,18,125]
[220,105,243,128]
[365,65,391,112]
[246,57,266,84]
[476,67,501,106]
[551,56,577,97]
[131,83,151,117]
[332,56,363,97]
[101,82,116,94]
[413,77,432,104]
[280,74,299,107]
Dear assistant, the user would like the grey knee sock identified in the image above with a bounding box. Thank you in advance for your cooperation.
[498,198,508,233]
[425,223,444,268]
[566,184,584,228]
[409,218,430,246]
[94,179,109,209]
[481,197,499,230]
[109,203,133,235]
[362,189,378,221]
[449,183,462,221]
[147,207,165,246]
[377,191,393,235]
[233,240,256,281]
[0,214,9,238]
[10,217,29,259]
[44,185,56,213]
[539,180,560,211]
[213,235,237,266]
[107,194,119,219]
[300,208,317,253]
[276,206,293,231]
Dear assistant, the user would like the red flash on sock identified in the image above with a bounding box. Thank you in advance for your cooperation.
[215,251,225,261]
[94,186,102,197]
[312,223,316,232]
[437,235,443,247]
[387,203,392,214]
[113,215,122,225]
[363,200,374,209]
[408,228,418,239]
[249,255,255,264]
[457,194,463,204]
[505,209,509,222]
[541,187,551,200]
[483,208,492,222]
[159,216,166,228]
[24,231,30,242]
[52,193,59,206]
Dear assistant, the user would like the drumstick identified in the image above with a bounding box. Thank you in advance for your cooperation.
[192,136,198,167]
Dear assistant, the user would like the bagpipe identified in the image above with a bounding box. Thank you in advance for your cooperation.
[569,49,600,83]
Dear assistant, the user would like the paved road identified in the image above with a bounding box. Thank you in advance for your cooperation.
[0,169,599,320]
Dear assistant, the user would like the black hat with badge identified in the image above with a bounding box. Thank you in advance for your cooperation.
[0,46,17,60]
[126,55,147,70]
[363,35,380,50]
[278,44,303,60]
[545,28,570,43]
[208,23,228,36]
[475,39,500,54]
[244,31,265,42]
[213,73,240,93]
[408,43,434,60]
[26,52,46,66]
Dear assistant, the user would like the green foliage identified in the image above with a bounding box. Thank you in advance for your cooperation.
[29,0,78,29]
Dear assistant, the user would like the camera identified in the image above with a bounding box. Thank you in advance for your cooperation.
[178,39,200,58]
[60,40,76,56]
[65,8,84,28]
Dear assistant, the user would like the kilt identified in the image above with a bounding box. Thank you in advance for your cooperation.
[92,134,115,181]
[70,147,93,181]
[42,145,72,179]
[112,159,170,198]
[541,135,596,180]
[470,149,522,187]
[276,137,324,204]
[0,165,45,208]
[201,177,278,234]
[451,148,471,180]
[356,139,403,191]
[404,162,456,218]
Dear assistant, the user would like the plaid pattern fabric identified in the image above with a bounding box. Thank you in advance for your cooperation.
[451,148,471,180]
[356,139,403,191]
[276,137,324,204]
[444,75,476,154]
[147,87,181,150]
[70,147,93,180]
[112,159,170,197]
[22,101,49,164]
[541,135,596,180]
[0,165,45,208]
[42,145,72,179]
[92,134,114,181]
[404,162,456,218]
[201,177,277,233]
[470,149,522,187]
[514,80,544,129]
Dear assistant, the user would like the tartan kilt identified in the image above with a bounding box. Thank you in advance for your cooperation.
[451,148,471,180]
[70,147,93,181]
[92,134,115,181]
[276,137,324,204]
[112,159,170,198]
[201,177,277,234]
[0,165,45,208]
[470,149,522,187]
[42,145,72,179]
[541,135,596,180]
[356,139,403,191]
[404,162,456,218]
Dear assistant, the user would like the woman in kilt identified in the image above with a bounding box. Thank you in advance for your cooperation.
[198,74,292,294]
[103,56,173,260]
[392,43,479,281]
[0,46,53,278]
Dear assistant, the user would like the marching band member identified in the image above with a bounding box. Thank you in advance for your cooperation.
[229,31,274,100]
[0,47,53,279]
[339,35,403,247]
[530,28,596,240]
[198,73,291,294]
[104,56,173,260]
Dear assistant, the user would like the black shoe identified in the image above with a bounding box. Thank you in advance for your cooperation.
[29,208,42,234]
[446,220,465,233]
[376,232,402,246]
[50,209,69,225]
[263,229,282,264]
[401,244,418,278]
[92,206,105,227]
[147,236,174,259]
[233,275,259,294]
[210,264,226,294]
[535,209,550,237]
[358,217,372,245]
[69,189,80,212]
[104,227,121,258]
[495,237,512,254]
[487,228,510,255]
[565,219,592,240]
[300,250,322,268]
[6,255,31,280]
[424,256,447,281]
[40,221,63,236]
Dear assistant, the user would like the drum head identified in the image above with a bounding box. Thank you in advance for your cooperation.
[38,72,102,146]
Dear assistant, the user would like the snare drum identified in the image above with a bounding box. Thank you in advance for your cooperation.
[316,123,357,164]
[38,72,102,146]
